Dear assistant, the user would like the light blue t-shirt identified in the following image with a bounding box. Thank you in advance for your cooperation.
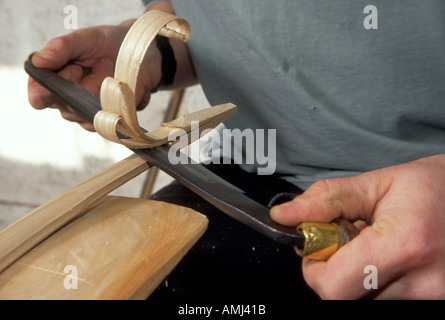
[144,0,445,189]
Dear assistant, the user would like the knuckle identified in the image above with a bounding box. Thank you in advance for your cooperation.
[306,178,350,198]
[304,180,335,199]
[308,180,331,193]
[60,111,70,121]
[303,179,344,209]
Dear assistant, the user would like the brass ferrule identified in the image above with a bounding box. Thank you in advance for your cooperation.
[294,219,359,260]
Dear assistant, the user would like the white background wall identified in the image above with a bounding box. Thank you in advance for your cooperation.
[0,0,210,230]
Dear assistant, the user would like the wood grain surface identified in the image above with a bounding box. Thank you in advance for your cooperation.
[0,154,150,275]
[0,196,208,300]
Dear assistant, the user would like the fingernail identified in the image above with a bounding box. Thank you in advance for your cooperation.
[270,205,281,218]
[271,199,296,215]
[278,201,298,209]
[282,197,300,207]
[36,50,57,61]
[275,197,300,211]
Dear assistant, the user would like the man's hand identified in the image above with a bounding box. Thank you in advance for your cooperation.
[28,2,196,132]
[27,23,145,132]
[271,155,445,299]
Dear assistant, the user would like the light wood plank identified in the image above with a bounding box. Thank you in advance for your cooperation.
[0,154,150,274]
[0,196,208,300]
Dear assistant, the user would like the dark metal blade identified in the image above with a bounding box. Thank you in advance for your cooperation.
[24,56,305,248]
[133,146,304,246]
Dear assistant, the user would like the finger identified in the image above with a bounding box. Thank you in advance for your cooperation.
[32,36,83,70]
[32,29,101,70]
[284,170,426,299]
[270,171,392,226]
[135,82,149,109]
[79,56,115,98]
[301,226,382,299]
[56,58,112,131]
[79,121,96,132]
[267,172,396,299]
[32,25,127,71]
[55,103,96,132]
[301,210,428,300]
[28,64,83,110]
[57,103,85,122]
[78,56,148,110]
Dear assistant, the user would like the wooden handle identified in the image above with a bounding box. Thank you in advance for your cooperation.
[0,155,150,274]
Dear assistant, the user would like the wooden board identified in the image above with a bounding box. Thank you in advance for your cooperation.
[0,154,150,275]
[0,196,208,300]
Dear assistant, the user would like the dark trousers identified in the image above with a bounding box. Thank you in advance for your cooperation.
[148,163,318,301]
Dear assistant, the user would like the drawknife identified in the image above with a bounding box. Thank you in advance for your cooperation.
[25,55,358,260]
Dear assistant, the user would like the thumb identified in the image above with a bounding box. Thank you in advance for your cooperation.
[270,172,392,226]
[33,35,83,70]
[32,27,114,70]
